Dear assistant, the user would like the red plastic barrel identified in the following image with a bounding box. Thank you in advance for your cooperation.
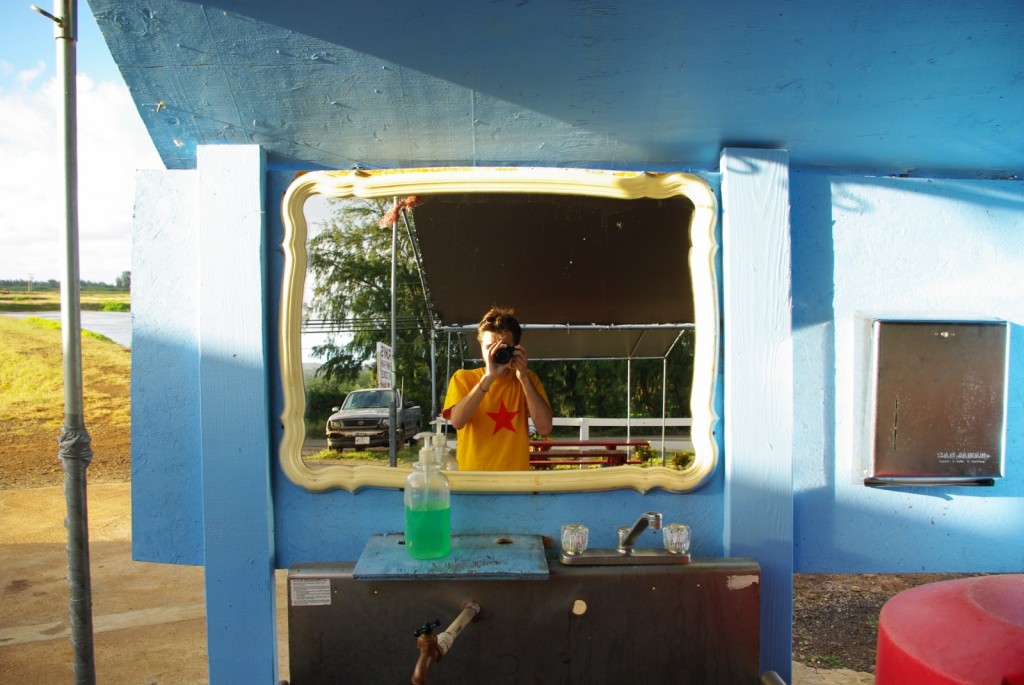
[876,574,1024,685]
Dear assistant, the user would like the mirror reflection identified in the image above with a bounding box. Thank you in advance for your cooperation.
[442,308,553,471]
[280,167,719,493]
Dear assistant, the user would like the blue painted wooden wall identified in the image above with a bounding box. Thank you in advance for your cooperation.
[132,147,1024,683]
[792,174,1024,573]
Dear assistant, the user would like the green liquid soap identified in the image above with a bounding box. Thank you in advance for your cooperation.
[404,504,451,559]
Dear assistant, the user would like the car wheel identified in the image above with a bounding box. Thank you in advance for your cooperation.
[396,428,406,447]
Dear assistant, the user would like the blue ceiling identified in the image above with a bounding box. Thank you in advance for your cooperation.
[87,0,1024,177]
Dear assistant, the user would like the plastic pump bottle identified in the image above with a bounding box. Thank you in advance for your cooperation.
[432,418,458,471]
[404,440,451,559]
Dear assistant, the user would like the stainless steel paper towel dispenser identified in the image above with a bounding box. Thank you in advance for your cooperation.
[856,315,1009,486]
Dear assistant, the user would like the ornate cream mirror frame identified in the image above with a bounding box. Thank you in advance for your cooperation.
[279,167,719,493]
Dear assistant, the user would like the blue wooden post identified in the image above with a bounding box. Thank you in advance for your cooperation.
[197,145,279,683]
[721,148,794,681]
[131,169,204,564]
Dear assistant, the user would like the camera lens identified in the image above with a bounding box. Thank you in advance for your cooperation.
[494,346,514,364]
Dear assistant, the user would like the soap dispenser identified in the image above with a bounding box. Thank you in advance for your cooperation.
[432,417,458,471]
[404,439,451,560]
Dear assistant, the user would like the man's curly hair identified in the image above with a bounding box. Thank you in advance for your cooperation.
[477,306,522,345]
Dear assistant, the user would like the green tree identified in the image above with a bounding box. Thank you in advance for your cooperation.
[531,332,693,431]
[307,197,452,416]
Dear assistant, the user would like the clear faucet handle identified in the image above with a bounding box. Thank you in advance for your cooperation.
[662,523,691,555]
[560,523,589,555]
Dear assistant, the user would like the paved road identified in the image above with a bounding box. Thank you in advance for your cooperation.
[3,310,131,348]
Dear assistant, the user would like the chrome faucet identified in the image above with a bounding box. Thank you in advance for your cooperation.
[617,511,663,555]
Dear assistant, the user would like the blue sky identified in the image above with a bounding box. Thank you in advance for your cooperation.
[0,3,160,283]
[1,3,120,82]
[1,4,329,359]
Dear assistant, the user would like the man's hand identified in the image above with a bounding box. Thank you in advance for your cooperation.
[510,344,529,380]
[484,337,515,377]
[512,343,552,435]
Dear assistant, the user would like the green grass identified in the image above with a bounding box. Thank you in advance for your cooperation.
[21,317,114,343]
[306,447,419,465]
[0,288,129,312]
[0,316,131,439]
[633,445,695,470]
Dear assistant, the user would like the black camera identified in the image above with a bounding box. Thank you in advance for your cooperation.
[494,345,517,365]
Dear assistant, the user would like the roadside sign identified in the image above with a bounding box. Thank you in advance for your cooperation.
[376,342,393,388]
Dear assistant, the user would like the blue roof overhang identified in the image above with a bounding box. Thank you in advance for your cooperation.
[87,0,1024,177]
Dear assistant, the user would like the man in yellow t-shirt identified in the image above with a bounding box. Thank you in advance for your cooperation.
[442,307,552,470]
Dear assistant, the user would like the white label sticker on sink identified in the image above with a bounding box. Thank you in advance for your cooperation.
[291,578,333,606]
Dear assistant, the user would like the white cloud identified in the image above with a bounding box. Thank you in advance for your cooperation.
[16,60,47,90]
[0,66,161,283]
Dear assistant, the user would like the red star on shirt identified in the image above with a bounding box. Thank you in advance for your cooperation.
[487,400,519,435]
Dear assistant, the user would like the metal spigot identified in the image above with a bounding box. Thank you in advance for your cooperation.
[617,511,663,555]
[411,603,480,685]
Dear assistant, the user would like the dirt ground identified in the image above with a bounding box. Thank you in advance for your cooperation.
[792,572,983,673]
[0,420,974,683]
[0,422,131,490]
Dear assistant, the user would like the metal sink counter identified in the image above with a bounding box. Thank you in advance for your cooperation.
[287,555,760,685]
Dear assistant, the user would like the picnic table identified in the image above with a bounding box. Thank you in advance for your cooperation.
[528,438,649,468]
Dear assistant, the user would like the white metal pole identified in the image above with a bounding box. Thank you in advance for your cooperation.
[430,331,437,420]
[661,356,669,464]
[34,0,96,682]
[626,358,632,443]
[389,199,398,466]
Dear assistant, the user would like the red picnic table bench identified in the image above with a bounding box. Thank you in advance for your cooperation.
[528,438,649,468]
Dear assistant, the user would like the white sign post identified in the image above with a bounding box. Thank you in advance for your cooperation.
[377,341,397,466]
[376,342,393,388]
